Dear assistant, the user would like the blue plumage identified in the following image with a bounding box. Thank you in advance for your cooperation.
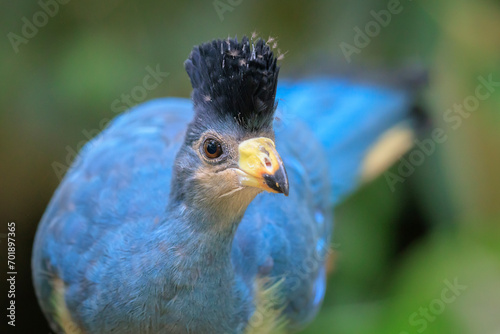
[32,38,415,334]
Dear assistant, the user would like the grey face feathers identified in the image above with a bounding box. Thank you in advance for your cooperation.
[185,36,280,133]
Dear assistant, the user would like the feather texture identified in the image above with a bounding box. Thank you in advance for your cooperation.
[185,37,279,133]
[32,40,418,334]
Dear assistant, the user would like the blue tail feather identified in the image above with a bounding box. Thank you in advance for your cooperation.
[276,77,415,204]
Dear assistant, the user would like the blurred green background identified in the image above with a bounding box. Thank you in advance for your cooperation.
[1,0,499,333]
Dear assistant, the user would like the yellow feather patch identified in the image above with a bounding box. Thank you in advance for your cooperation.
[361,125,414,182]
[51,278,85,334]
[244,277,289,334]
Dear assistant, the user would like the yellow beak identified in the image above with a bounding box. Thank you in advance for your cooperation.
[235,137,289,196]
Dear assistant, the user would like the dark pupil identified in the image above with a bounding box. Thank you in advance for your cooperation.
[207,141,218,155]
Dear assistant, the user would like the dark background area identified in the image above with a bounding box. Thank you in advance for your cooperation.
[1,0,500,333]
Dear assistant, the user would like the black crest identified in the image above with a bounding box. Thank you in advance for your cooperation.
[185,36,280,132]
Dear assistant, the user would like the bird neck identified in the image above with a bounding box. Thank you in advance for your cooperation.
[150,198,252,331]
[162,162,260,309]
[164,192,255,256]
[161,188,259,288]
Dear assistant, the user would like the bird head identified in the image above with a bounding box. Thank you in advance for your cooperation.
[171,36,288,217]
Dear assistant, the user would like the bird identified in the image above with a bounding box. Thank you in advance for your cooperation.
[32,36,419,334]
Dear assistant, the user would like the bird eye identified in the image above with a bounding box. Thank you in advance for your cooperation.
[203,138,223,159]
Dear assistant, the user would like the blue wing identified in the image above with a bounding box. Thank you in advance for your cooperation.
[32,98,194,332]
